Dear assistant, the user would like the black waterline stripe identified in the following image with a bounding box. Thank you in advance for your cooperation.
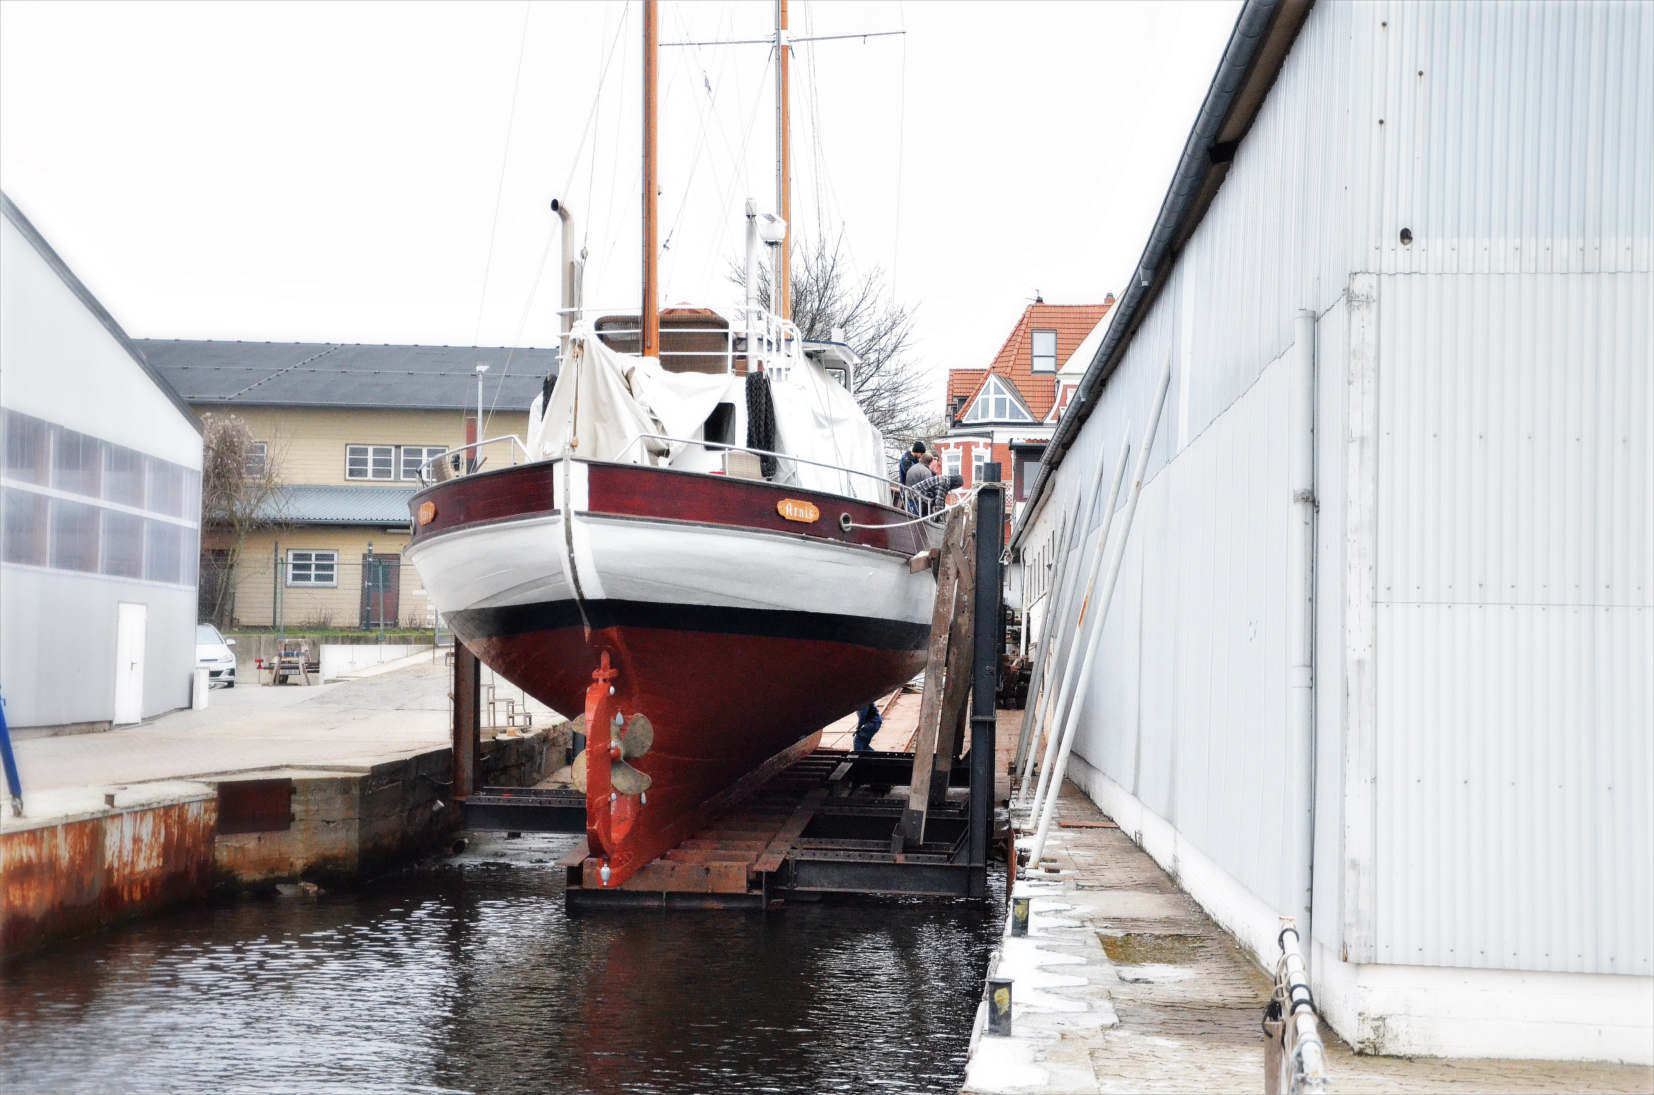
[448,599,930,651]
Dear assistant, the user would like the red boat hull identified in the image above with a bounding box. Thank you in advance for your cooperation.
[410,459,937,887]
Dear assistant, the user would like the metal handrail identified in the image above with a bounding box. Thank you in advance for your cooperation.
[1263,919,1329,1095]
[614,432,935,514]
[556,305,804,375]
[419,435,529,484]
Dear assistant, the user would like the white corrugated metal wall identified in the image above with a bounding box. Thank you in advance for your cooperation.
[1025,0,1651,983]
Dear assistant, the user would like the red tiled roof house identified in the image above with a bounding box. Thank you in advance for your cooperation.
[935,297,1114,525]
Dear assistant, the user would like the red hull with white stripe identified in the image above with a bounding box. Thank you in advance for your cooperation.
[407,459,936,886]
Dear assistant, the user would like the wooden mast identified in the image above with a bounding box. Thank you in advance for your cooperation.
[774,0,791,324]
[641,0,661,358]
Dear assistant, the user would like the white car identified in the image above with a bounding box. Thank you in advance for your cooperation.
[196,623,237,688]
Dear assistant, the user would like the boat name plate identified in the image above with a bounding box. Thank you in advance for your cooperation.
[776,499,821,523]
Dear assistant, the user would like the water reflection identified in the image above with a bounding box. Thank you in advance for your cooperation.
[1,833,998,1094]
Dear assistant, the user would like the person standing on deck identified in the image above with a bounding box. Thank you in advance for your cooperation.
[897,441,927,484]
[852,702,883,752]
[903,449,934,514]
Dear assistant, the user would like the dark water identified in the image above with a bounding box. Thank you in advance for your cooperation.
[0,833,999,1094]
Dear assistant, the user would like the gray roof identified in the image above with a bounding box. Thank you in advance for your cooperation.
[1,192,202,433]
[261,484,416,526]
[136,339,558,412]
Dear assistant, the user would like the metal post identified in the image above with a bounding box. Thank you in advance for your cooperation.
[968,469,1004,897]
[452,642,481,799]
[1028,365,1173,867]
[985,976,1013,1036]
[0,692,23,817]
[1011,894,1031,936]
[1022,440,1130,823]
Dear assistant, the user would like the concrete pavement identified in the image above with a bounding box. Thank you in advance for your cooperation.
[964,782,1654,1094]
[8,653,561,799]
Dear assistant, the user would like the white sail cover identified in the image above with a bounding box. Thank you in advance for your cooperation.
[527,322,888,504]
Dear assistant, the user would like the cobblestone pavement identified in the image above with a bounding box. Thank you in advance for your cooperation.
[964,781,1653,1094]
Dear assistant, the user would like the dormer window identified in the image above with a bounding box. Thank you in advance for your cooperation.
[962,374,1034,424]
[1031,329,1058,372]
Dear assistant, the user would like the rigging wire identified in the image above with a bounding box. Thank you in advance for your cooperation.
[891,0,908,302]
[471,0,533,348]
[481,1,632,437]
[661,4,737,299]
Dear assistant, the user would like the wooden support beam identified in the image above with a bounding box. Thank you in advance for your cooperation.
[896,500,974,849]
[452,642,481,799]
[929,504,978,804]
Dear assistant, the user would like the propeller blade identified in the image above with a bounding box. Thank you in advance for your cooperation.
[570,749,587,792]
[609,759,653,796]
[618,713,654,759]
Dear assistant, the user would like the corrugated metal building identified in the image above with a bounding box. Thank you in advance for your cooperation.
[1012,0,1651,1063]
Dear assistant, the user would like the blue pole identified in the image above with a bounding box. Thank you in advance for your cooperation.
[0,690,23,817]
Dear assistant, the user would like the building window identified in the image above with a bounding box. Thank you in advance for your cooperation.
[2,490,47,565]
[103,445,145,507]
[144,520,184,585]
[52,427,102,497]
[244,441,269,478]
[3,410,50,485]
[972,449,988,485]
[400,445,447,481]
[101,510,145,579]
[146,456,187,517]
[287,549,338,587]
[1032,329,1058,372]
[49,498,100,573]
[943,450,962,477]
[1,409,197,585]
[1014,450,1041,502]
[346,444,396,481]
[962,375,1034,424]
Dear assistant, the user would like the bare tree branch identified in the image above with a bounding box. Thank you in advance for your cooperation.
[200,413,284,628]
[734,232,932,463]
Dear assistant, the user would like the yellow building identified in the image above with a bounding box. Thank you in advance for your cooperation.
[140,340,554,629]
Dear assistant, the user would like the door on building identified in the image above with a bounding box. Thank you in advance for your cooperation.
[359,553,401,629]
[113,602,147,725]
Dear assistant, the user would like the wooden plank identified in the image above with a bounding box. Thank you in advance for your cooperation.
[929,504,979,803]
[592,857,752,894]
[898,503,970,849]
[556,837,589,869]
[752,787,826,874]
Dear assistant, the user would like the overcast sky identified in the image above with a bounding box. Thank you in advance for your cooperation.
[0,0,1240,408]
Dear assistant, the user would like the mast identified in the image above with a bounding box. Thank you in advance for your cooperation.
[774,0,791,324]
[641,0,661,358]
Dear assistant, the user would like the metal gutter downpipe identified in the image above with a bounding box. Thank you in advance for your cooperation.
[1020,437,1131,821]
[1287,309,1317,948]
[1028,363,1173,867]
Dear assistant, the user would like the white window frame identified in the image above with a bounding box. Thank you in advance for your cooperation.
[244,440,269,478]
[943,450,962,477]
[400,445,447,481]
[346,444,396,481]
[287,549,339,587]
[962,375,1034,424]
[1031,329,1058,372]
[972,449,988,484]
